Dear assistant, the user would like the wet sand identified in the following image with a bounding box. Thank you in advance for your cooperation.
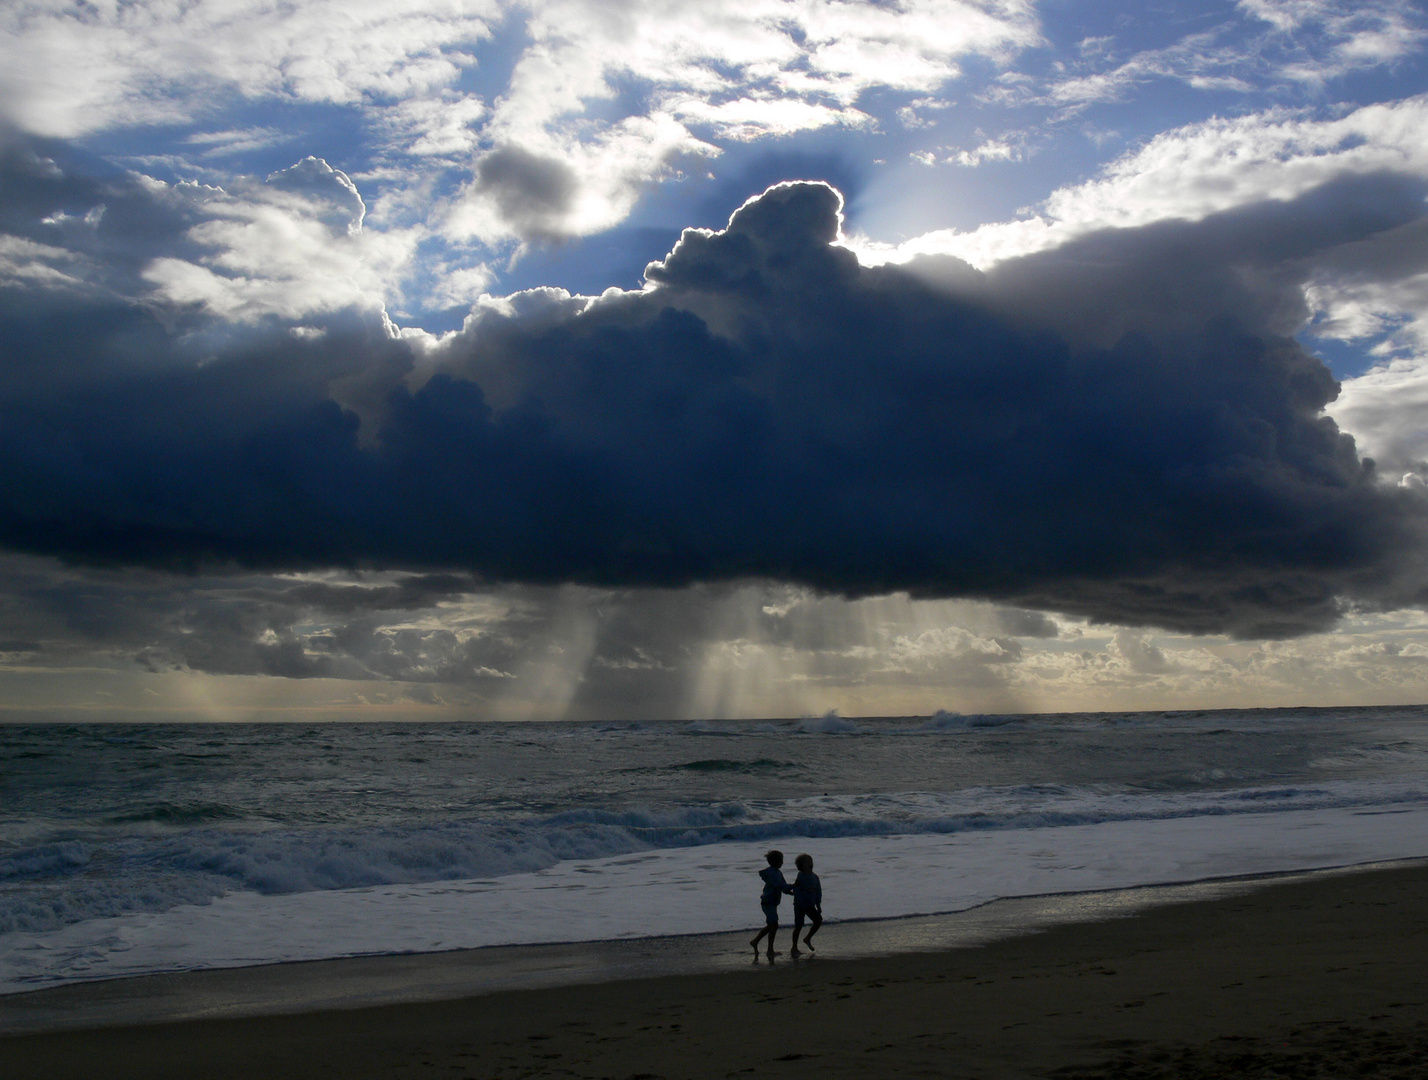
[4,861,1427,1078]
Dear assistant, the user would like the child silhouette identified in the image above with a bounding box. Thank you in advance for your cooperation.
[749,850,793,958]
[788,853,823,956]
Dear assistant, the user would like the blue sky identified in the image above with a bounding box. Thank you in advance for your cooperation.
[3,0,1428,720]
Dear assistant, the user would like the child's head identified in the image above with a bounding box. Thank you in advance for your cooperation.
[795,853,813,872]
[765,850,783,867]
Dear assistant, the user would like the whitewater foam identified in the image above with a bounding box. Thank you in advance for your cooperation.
[5,801,1428,993]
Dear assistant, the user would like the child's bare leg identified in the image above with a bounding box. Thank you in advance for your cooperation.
[750,926,769,951]
[803,910,822,950]
[765,926,779,957]
[789,913,804,955]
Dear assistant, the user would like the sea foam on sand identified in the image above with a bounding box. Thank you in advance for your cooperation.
[3,802,1427,993]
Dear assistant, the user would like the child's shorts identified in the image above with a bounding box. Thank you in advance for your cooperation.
[761,901,780,926]
[792,904,822,929]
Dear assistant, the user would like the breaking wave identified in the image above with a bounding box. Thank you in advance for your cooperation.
[5,779,1427,934]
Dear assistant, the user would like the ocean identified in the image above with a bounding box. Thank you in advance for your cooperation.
[4,706,1428,994]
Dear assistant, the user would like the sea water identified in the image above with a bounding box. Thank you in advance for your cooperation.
[4,706,1428,993]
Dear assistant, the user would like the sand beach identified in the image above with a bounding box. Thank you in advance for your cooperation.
[4,860,1426,1079]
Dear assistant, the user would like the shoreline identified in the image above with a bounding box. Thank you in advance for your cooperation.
[4,859,1428,1077]
[2,857,1422,1038]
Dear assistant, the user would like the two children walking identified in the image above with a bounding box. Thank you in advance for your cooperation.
[750,850,822,958]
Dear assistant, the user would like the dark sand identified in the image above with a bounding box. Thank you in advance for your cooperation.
[4,861,1428,1078]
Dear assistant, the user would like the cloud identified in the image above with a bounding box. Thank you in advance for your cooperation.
[0,138,417,324]
[1331,358,1428,471]
[1039,31,1256,109]
[980,2,1425,116]
[3,147,1428,637]
[469,145,580,241]
[8,551,1428,719]
[947,133,1029,167]
[1238,0,1425,82]
[138,157,427,323]
[856,96,1428,270]
[849,94,1428,533]
[1290,208,1428,474]
[0,0,500,138]
[437,0,1041,242]
[1111,630,1176,675]
[0,1,1043,252]
[184,128,295,158]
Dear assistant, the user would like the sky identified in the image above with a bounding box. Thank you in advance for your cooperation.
[3,0,1428,721]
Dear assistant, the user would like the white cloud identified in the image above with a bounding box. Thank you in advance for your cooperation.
[670,97,872,141]
[1037,98,1428,231]
[1314,220,1428,472]
[1238,0,1425,82]
[852,95,1428,268]
[896,98,952,129]
[443,113,715,243]
[947,133,1027,166]
[376,94,489,158]
[184,127,294,158]
[1331,359,1428,469]
[0,1,1042,250]
[0,234,89,291]
[442,0,1041,243]
[1043,31,1253,109]
[141,159,418,323]
[0,0,501,137]
[982,2,1424,116]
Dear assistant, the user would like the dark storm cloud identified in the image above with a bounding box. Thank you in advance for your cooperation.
[3,139,1428,637]
[967,173,1428,350]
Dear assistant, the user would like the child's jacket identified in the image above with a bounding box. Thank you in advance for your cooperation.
[791,870,821,909]
[759,866,790,903]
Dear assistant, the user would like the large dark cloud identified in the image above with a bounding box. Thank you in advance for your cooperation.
[2,142,1427,637]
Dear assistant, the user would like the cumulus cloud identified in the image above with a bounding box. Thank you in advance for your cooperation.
[3,142,1428,638]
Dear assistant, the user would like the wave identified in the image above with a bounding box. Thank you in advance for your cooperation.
[684,711,1026,737]
[107,801,251,825]
[5,779,1428,935]
[795,712,864,734]
[684,720,745,736]
[666,759,801,773]
[908,710,1021,732]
